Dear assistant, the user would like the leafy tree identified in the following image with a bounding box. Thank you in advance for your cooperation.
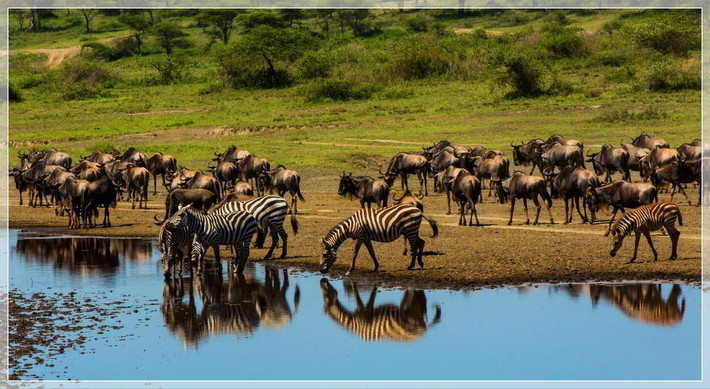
[336,10,376,37]
[151,21,188,55]
[119,13,150,54]
[80,8,99,34]
[11,9,27,30]
[196,9,240,44]
[236,25,315,73]
[310,9,334,33]
[279,9,303,27]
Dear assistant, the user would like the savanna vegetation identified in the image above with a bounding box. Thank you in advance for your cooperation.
[9,8,701,173]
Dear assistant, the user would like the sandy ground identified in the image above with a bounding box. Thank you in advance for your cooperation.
[8,171,703,290]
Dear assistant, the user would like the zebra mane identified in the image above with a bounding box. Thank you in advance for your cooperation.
[612,212,634,237]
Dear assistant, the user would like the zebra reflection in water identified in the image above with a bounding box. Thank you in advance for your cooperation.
[320,279,441,342]
[161,266,300,347]
[556,283,686,327]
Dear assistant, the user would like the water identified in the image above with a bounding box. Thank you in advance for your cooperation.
[8,230,701,381]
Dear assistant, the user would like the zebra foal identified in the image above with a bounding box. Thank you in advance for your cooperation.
[170,205,258,274]
[158,222,193,279]
[609,201,682,263]
[319,204,438,275]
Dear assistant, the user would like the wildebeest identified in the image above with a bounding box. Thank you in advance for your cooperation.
[621,143,652,179]
[495,171,554,226]
[421,140,467,158]
[586,144,631,183]
[116,164,150,209]
[650,161,700,206]
[236,155,270,195]
[70,160,100,175]
[81,170,121,228]
[511,139,546,175]
[225,180,254,196]
[427,150,463,191]
[467,145,505,159]
[435,166,467,215]
[443,168,482,226]
[463,153,510,199]
[586,181,659,235]
[260,165,305,214]
[43,169,76,215]
[77,164,103,182]
[548,166,600,224]
[540,143,585,174]
[163,167,197,193]
[338,173,390,209]
[213,145,252,163]
[631,132,669,150]
[154,188,218,225]
[638,146,679,175]
[80,151,115,164]
[26,148,73,169]
[112,147,147,167]
[51,176,91,229]
[145,152,177,195]
[379,152,430,196]
[208,160,239,196]
[676,142,701,162]
[546,135,583,150]
[174,171,222,201]
[14,161,66,207]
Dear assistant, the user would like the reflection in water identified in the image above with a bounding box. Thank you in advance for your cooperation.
[161,266,300,347]
[14,236,151,273]
[320,279,441,342]
[557,284,686,327]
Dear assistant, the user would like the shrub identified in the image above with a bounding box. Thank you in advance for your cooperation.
[628,12,700,56]
[296,50,333,79]
[492,50,547,98]
[61,58,119,100]
[539,23,588,58]
[594,50,629,67]
[548,77,574,96]
[81,42,115,61]
[646,62,700,91]
[584,88,603,98]
[406,14,429,32]
[388,38,452,80]
[9,83,22,102]
[304,78,374,101]
[594,106,669,123]
[150,54,191,84]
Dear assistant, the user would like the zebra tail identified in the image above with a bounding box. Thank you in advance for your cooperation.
[677,207,683,226]
[422,213,438,238]
[291,210,299,235]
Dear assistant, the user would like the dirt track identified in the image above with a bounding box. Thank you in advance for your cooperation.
[8,173,703,289]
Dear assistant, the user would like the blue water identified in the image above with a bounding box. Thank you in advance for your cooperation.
[8,229,701,381]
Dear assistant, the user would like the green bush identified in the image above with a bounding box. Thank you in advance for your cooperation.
[539,23,588,58]
[388,38,452,80]
[548,77,574,96]
[304,78,374,101]
[406,14,429,32]
[296,50,333,79]
[594,106,669,123]
[81,42,115,61]
[150,54,191,84]
[646,61,700,91]
[594,50,629,67]
[61,58,119,100]
[9,83,22,102]
[492,50,547,98]
[627,12,700,56]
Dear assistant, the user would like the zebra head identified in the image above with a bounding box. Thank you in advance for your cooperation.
[170,206,191,230]
[609,228,624,257]
[320,239,336,274]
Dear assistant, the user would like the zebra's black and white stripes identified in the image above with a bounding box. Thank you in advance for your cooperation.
[171,206,258,274]
[320,204,438,275]
[158,223,193,279]
[609,201,682,262]
[212,195,297,259]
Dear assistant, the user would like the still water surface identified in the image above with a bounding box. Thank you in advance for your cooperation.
[9,230,701,381]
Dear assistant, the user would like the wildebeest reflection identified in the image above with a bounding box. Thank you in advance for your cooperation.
[319,279,441,342]
[161,266,299,347]
[15,236,151,272]
[558,283,685,327]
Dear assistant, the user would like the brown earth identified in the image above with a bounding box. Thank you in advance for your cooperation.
[8,172,703,290]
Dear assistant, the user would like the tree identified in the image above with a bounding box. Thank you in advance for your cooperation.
[11,9,26,30]
[118,13,150,53]
[279,9,303,27]
[337,10,375,37]
[80,8,99,33]
[197,9,240,44]
[151,21,187,55]
[236,25,314,73]
[310,9,333,33]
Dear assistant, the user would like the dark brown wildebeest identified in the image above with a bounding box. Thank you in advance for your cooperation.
[9,155,35,206]
[494,171,554,226]
[638,146,679,177]
[463,153,510,199]
[162,167,197,193]
[81,170,122,228]
[236,155,270,195]
[546,135,584,151]
[421,140,467,159]
[213,145,252,163]
[70,160,100,174]
[512,139,546,175]
[207,160,239,196]
[380,153,430,196]
[547,166,600,224]
[154,188,218,225]
[392,189,424,255]
[651,161,700,206]
[586,144,631,183]
[225,180,254,196]
[27,148,73,169]
[540,143,585,174]
[621,143,652,179]
[44,169,76,215]
[80,151,115,164]
[435,166,467,215]
[468,145,505,159]
[145,152,178,195]
[112,147,147,167]
[177,171,222,201]
[77,164,103,182]
[51,176,91,229]
[18,161,66,207]
[428,150,464,192]
[338,173,390,209]
[261,165,305,214]
[443,168,482,227]
[631,132,669,150]
[676,142,701,162]
[116,164,150,209]
[585,180,659,235]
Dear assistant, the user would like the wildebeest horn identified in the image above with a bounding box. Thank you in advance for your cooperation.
[214,151,221,156]
[510,141,515,147]
[378,164,385,175]
[418,192,424,200]
[153,214,165,225]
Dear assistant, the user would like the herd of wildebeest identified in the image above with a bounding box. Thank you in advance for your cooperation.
[9,132,706,277]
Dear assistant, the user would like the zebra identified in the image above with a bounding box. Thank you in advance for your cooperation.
[319,204,438,275]
[210,195,298,260]
[169,205,258,274]
[609,201,682,263]
[158,222,193,279]
[320,279,441,342]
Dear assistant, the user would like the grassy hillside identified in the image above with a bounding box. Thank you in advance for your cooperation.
[8,8,701,174]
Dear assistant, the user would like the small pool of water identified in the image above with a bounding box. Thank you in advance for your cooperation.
[8,230,701,381]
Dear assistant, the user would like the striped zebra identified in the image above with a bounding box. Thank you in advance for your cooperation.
[320,204,438,275]
[158,222,193,279]
[170,205,258,274]
[609,201,682,263]
[320,279,441,342]
[210,195,298,260]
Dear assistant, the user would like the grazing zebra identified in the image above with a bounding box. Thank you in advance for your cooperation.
[170,205,258,274]
[210,195,298,260]
[320,279,441,342]
[319,204,438,275]
[609,201,682,263]
[158,222,193,279]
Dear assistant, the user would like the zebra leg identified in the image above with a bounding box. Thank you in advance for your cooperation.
[629,232,641,263]
[362,240,380,272]
[642,231,658,261]
[417,237,425,269]
[523,198,530,224]
[264,226,278,260]
[666,224,680,260]
[402,236,408,256]
[236,244,250,274]
[347,240,363,276]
